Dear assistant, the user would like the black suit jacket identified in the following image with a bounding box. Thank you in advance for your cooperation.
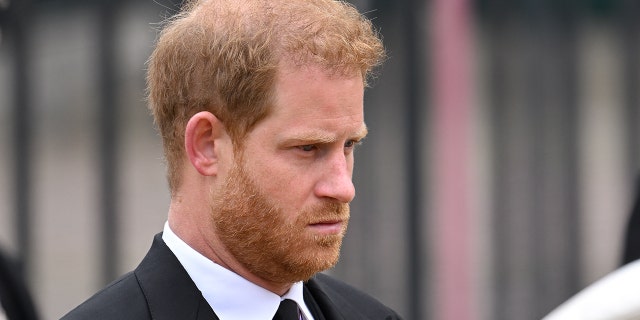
[62,234,402,319]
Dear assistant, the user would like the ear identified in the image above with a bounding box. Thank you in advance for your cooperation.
[184,111,227,176]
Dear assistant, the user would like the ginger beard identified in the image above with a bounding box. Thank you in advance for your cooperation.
[210,160,350,284]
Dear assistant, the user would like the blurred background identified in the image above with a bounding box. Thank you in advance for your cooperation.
[0,0,639,319]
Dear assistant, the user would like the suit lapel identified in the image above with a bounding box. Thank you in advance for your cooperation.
[304,276,345,320]
[303,284,326,320]
[134,234,219,320]
[134,235,371,320]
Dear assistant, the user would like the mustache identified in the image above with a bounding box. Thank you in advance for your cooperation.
[301,202,350,224]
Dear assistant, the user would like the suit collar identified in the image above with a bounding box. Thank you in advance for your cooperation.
[134,234,218,320]
[134,234,359,320]
[304,276,345,320]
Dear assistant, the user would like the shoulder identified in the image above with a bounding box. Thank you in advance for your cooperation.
[307,273,403,319]
[544,260,640,320]
[60,272,150,320]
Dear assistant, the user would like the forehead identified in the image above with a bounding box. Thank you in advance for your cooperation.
[265,63,366,136]
[275,63,363,111]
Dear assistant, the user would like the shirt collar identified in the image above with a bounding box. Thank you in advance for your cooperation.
[162,222,313,320]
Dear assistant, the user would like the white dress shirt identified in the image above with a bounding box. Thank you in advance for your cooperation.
[162,222,314,320]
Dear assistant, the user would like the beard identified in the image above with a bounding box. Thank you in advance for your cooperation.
[210,161,350,284]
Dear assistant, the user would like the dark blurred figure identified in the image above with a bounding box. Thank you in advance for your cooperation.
[0,249,38,320]
[623,176,640,265]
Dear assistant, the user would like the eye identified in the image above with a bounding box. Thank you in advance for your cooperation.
[344,140,360,149]
[298,145,317,152]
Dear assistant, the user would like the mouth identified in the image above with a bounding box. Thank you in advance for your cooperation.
[307,220,344,235]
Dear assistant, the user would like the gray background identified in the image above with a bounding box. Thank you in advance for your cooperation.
[1,0,639,319]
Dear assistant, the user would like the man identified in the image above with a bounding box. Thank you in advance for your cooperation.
[63,0,400,319]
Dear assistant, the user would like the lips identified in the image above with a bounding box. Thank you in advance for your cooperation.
[307,220,345,234]
[301,202,350,235]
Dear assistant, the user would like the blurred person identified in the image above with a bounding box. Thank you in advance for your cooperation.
[0,249,39,320]
[623,176,640,264]
[543,180,640,320]
[62,0,400,319]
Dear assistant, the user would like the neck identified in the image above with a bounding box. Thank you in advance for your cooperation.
[168,200,294,296]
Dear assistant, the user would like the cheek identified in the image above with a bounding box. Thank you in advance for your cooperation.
[259,168,303,195]
[252,161,317,207]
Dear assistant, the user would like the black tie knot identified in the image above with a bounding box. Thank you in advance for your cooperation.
[273,299,299,320]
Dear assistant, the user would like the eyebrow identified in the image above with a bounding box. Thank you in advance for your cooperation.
[282,124,369,145]
[354,125,369,140]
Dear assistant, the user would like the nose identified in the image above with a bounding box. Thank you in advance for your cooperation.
[314,153,356,203]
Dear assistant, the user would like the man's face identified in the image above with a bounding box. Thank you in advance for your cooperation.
[210,63,366,284]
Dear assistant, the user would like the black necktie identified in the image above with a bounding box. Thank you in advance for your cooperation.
[273,299,299,320]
